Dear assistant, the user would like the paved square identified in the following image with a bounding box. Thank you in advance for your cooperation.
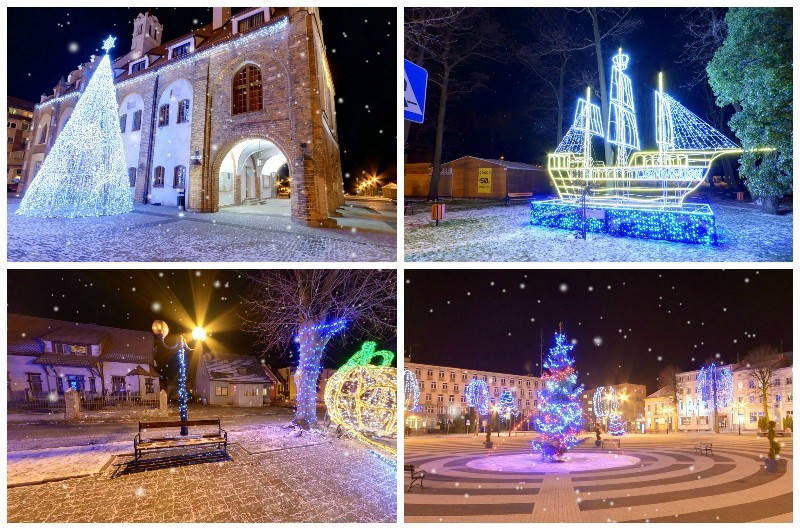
[7,413,396,522]
[404,432,792,522]
[7,196,396,262]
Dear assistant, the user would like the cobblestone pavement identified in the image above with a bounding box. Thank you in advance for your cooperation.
[7,196,396,262]
[404,433,792,522]
[8,433,396,522]
[404,199,792,262]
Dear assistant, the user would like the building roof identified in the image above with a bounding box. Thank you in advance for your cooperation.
[33,353,99,368]
[126,365,160,377]
[7,313,155,365]
[203,352,273,384]
[8,96,35,111]
[444,156,544,171]
[404,359,540,381]
[646,387,674,399]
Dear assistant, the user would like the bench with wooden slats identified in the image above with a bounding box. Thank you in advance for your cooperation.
[404,463,427,492]
[505,192,533,206]
[134,418,227,464]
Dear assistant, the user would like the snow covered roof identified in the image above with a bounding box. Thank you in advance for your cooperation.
[444,156,544,171]
[646,387,674,399]
[7,314,155,365]
[126,365,159,377]
[204,352,272,384]
[33,353,99,368]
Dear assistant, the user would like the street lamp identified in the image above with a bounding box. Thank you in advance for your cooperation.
[152,320,205,435]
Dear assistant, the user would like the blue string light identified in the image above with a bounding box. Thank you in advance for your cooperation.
[531,332,585,462]
[696,363,733,410]
[465,379,490,416]
[403,369,422,412]
[530,199,718,245]
[497,389,518,419]
[293,319,347,426]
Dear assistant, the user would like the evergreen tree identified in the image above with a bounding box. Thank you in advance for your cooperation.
[707,8,792,213]
[532,330,585,461]
[18,38,133,218]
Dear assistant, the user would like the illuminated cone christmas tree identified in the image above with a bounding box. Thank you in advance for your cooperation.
[532,329,585,461]
[18,36,133,218]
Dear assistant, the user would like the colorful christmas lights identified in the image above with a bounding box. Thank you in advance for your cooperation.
[498,389,518,419]
[324,341,397,441]
[608,411,626,436]
[530,199,718,245]
[403,369,422,412]
[465,379,490,416]
[696,363,733,410]
[294,319,347,427]
[531,331,585,462]
[18,42,133,218]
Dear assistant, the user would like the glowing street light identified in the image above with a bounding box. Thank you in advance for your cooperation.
[153,320,205,435]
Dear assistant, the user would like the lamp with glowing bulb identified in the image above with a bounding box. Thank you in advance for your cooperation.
[152,319,205,435]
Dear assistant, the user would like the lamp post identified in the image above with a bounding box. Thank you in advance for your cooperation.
[152,320,205,435]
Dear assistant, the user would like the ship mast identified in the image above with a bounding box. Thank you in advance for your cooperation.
[583,86,593,184]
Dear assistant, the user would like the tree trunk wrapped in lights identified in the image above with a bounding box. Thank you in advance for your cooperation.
[532,330,585,461]
[18,37,133,218]
[241,270,396,430]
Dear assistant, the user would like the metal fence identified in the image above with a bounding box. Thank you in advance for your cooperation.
[7,392,158,414]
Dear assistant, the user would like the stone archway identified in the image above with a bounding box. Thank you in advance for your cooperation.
[210,135,292,212]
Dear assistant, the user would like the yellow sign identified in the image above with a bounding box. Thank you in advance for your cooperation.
[478,168,492,193]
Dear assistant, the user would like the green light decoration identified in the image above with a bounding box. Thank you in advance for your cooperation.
[324,341,397,456]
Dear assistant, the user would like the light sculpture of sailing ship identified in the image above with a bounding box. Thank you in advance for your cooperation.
[531,49,747,245]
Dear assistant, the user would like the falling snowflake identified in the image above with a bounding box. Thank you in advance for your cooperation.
[68,42,79,53]
[151,302,161,312]
[559,283,568,292]
[593,336,603,347]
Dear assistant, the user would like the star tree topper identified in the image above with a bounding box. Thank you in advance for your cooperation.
[102,36,116,54]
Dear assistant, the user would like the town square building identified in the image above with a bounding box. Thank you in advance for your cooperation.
[404,358,542,431]
[7,97,35,188]
[20,7,344,227]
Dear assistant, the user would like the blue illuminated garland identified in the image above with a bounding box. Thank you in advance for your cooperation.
[403,369,422,412]
[531,332,585,461]
[498,389,518,419]
[293,319,347,426]
[465,379,490,415]
[696,363,733,410]
[530,199,717,245]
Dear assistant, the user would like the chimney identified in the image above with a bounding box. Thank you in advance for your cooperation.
[213,7,232,30]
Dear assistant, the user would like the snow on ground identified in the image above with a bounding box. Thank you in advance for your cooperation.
[7,197,396,262]
[8,442,130,485]
[404,198,792,262]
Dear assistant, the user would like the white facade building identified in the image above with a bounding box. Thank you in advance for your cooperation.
[404,358,542,431]
[7,313,160,400]
[194,351,274,407]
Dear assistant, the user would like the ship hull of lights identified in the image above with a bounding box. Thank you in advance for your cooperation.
[465,379,490,416]
[542,49,750,241]
[324,342,397,443]
[403,369,422,412]
[18,53,133,218]
[530,199,717,245]
[531,332,585,462]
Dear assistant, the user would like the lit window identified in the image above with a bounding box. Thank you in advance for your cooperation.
[171,42,191,59]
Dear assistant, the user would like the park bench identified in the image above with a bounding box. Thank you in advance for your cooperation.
[694,443,713,455]
[601,438,621,449]
[405,199,427,215]
[758,430,789,437]
[134,418,227,465]
[505,192,533,206]
[405,464,427,492]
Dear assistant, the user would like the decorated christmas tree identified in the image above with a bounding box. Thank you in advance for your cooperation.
[532,328,585,461]
[17,36,133,218]
[608,411,626,436]
[498,389,517,418]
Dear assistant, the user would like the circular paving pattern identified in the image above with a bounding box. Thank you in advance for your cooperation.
[404,434,792,523]
[466,451,640,473]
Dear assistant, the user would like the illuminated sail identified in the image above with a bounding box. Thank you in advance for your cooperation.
[658,93,739,151]
[608,50,640,165]
[555,97,603,153]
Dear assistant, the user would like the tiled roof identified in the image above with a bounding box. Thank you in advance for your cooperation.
[33,354,99,368]
[7,313,154,365]
[204,352,273,384]
[127,365,160,377]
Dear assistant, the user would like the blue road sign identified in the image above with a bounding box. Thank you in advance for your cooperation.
[404,59,427,123]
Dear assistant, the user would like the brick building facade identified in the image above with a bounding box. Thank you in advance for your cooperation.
[20,7,344,227]
[7,97,34,187]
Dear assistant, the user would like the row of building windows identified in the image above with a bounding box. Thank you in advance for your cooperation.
[414,367,537,388]
[25,373,153,394]
[7,122,29,130]
[120,110,143,133]
[158,99,190,127]
[128,165,186,188]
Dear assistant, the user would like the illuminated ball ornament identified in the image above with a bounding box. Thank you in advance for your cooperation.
[152,319,169,337]
[465,379,490,415]
[324,342,397,453]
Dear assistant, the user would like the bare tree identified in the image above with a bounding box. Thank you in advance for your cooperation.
[566,8,642,165]
[240,270,397,429]
[657,364,681,433]
[405,8,502,201]
[743,345,781,421]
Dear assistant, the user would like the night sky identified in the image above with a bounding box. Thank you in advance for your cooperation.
[406,7,729,166]
[6,7,396,192]
[405,270,792,393]
[7,269,396,379]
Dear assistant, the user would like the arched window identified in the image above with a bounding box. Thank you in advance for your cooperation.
[154,166,165,188]
[232,65,263,115]
[128,167,137,187]
[173,165,186,188]
[38,124,48,144]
